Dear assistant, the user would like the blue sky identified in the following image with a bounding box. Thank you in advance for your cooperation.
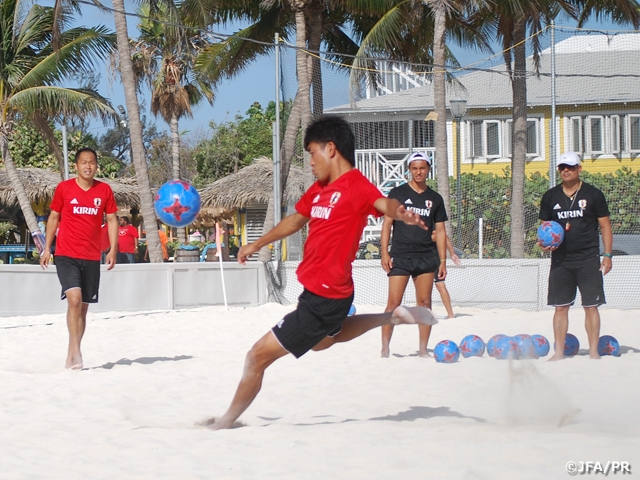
[58,2,624,141]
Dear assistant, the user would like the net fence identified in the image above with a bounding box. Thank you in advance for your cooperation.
[269,26,640,310]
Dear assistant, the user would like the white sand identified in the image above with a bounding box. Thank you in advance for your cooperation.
[1,303,638,479]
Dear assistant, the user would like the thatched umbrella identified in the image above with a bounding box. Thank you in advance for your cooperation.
[0,167,141,208]
[199,157,305,209]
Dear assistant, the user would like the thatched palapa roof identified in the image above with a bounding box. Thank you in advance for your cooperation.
[200,157,305,209]
[0,168,141,208]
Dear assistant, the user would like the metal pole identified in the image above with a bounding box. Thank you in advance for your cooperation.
[549,20,557,188]
[456,117,462,249]
[478,217,483,259]
[62,125,69,180]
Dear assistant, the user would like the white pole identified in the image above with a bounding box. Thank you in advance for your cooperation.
[478,217,484,259]
[273,32,282,261]
[62,125,69,180]
[549,20,557,188]
[215,222,228,310]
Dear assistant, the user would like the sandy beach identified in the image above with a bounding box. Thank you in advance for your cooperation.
[1,303,638,479]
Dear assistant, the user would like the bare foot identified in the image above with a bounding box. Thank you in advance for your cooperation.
[65,354,83,370]
[589,353,601,360]
[381,349,390,358]
[391,306,438,326]
[548,353,565,362]
[418,350,432,358]
[198,417,245,430]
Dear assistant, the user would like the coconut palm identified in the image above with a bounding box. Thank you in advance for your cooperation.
[0,0,116,248]
[471,0,640,257]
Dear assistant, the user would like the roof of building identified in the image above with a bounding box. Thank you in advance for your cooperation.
[327,34,640,121]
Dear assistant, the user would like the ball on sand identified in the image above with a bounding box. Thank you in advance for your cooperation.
[597,335,620,357]
[459,335,485,358]
[531,334,550,357]
[537,220,564,248]
[562,333,580,356]
[434,340,460,363]
[348,304,356,316]
[154,180,201,228]
[514,334,538,359]
[487,334,506,358]
[494,336,518,360]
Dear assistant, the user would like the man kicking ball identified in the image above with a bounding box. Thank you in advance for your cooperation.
[205,116,438,430]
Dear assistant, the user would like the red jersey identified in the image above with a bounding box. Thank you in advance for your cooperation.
[118,225,139,253]
[295,169,383,298]
[50,179,118,261]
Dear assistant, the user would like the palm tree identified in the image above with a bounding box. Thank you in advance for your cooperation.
[0,0,116,249]
[471,0,639,257]
[112,0,164,262]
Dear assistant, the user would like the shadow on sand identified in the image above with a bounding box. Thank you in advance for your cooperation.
[88,355,194,370]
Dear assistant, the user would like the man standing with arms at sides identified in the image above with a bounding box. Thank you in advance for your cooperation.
[539,152,613,360]
[40,148,118,369]
[380,152,448,358]
[117,215,139,263]
[205,116,438,430]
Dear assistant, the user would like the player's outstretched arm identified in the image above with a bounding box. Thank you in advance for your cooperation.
[237,213,309,265]
[374,198,427,230]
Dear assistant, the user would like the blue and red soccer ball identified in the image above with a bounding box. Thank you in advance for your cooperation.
[154,180,201,228]
[537,221,565,248]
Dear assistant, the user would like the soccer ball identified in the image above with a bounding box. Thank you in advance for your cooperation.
[434,340,460,363]
[154,180,201,228]
[559,333,580,356]
[494,336,518,360]
[537,221,565,248]
[459,335,485,358]
[487,334,506,358]
[597,335,620,357]
[348,304,356,316]
[531,334,550,357]
[514,334,538,359]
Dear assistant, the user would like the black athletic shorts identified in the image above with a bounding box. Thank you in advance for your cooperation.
[388,255,439,279]
[548,256,605,307]
[272,289,354,358]
[55,255,101,304]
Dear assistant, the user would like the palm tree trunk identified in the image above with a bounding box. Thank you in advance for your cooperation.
[112,0,163,263]
[0,134,42,246]
[307,3,323,117]
[433,5,452,238]
[509,17,527,258]
[280,91,302,196]
[170,114,187,244]
[293,2,313,189]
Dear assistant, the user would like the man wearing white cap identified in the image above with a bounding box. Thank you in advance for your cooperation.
[539,151,613,360]
[380,152,448,358]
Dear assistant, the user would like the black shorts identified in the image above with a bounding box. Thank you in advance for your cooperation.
[548,256,605,307]
[388,255,439,279]
[272,289,354,358]
[55,256,101,304]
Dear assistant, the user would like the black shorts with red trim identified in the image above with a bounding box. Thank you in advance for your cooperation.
[55,255,101,304]
[272,289,354,358]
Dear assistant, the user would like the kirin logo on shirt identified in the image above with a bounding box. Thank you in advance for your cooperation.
[578,199,587,209]
[94,198,102,207]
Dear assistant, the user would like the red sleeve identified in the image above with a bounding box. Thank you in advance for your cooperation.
[130,226,139,238]
[50,183,64,213]
[295,183,320,218]
[104,186,117,214]
[356,175,384,218]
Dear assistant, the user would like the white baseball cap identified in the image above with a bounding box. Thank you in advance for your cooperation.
[407,152,431,166]
[557,151,581,167]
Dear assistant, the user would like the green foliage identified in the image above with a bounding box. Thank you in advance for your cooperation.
[448,169,640,259]
[192,101,277,186]
[0,222,17,244]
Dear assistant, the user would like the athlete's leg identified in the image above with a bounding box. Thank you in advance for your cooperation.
[206,330,288,430]
[435,281,455,319]
[583,306,601,359]
[65,288,87,369]
[549,305,570,361]
[414,273,435,357]
[381,275,410,357]
[314,306,438,352]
